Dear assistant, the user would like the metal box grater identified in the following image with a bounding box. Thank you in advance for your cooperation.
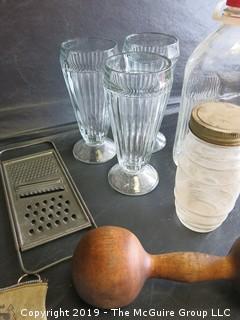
[0,140,96,273]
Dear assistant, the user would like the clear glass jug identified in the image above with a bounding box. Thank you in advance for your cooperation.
[173,0,240,164]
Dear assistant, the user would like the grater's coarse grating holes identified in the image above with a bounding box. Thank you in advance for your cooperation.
[72,214,77,220]
[29,229,34,235]
[40,216,45,222]
[59,195,63,199]
[25,213,30,218]
[63,217,68,223]
[55,220,60,226]
[42,208,46,213]
[51,197,55,202]
[27,205,32,210]
[31,219,36,225]
[33,211,38,216]
[65,200,70,205]
[57,203,62,208]
[43,200,48,205]
[56,211,61,217]
[46,223,52,229]
[64,208,69,213]
[49,205,54,210]
[48,214,53,219]
[35,202,40,207]
[38,226,43,232]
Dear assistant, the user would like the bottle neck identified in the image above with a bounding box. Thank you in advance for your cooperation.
[224,6,240,18]
[213,1,240,25]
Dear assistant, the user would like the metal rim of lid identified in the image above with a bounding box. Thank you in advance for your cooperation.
[189,102,240,147]
[226,0,240,8]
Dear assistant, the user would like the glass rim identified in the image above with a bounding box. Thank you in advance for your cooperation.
[124,32,179,47]
[104,51,172,75]
[61,37,118,53]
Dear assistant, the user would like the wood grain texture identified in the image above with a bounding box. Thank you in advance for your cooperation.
[72,226,239,309]
[151,253,236,282]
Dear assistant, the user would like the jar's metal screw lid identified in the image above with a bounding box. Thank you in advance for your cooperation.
[189,102,240,146]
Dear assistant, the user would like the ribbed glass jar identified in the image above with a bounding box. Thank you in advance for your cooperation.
[174,102,240,233]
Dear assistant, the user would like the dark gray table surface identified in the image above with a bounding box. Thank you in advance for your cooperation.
[0,113,240,320]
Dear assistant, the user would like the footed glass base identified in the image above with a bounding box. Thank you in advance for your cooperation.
[153,132,166,153]
[73,138,116,164]
[108,164,159,196]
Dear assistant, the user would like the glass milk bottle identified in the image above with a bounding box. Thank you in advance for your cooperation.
[174,102,240,233]
[173,0,240,164]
